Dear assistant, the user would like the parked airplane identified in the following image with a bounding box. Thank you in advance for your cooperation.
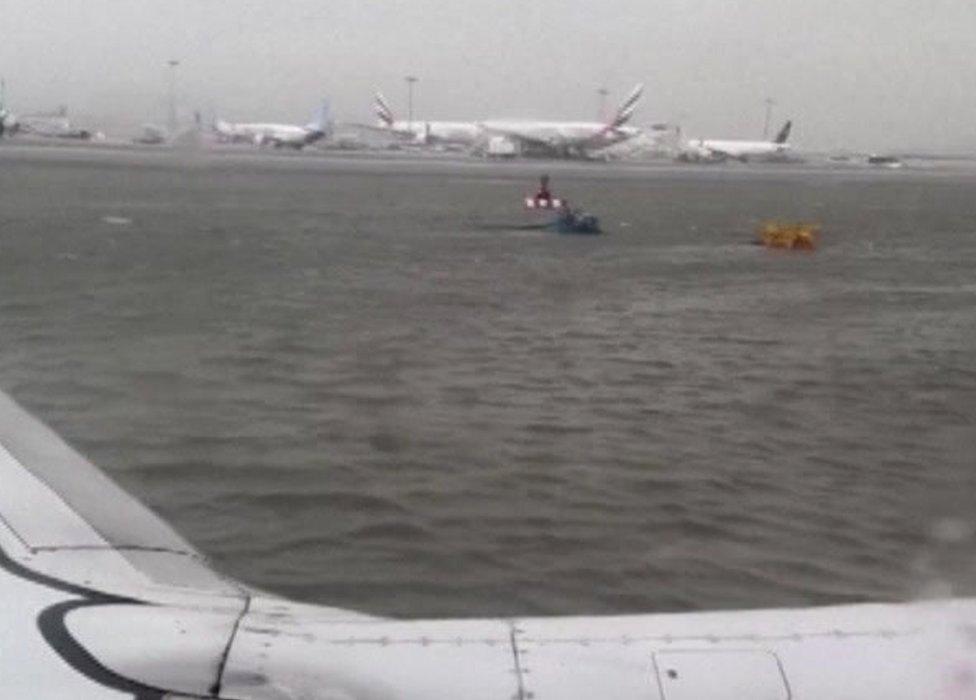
[678,120,794,163]
[372,92,482,147]
[18,107,94,140]
[1,386,974,698]
[478,83,645,158]
[214,100,334,149]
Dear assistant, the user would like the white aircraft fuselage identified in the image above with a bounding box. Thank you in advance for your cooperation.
[215,121,326,149]
[477,84,645,158]
[371,93,480,147]
[480,120,639,147]
[385,120,482,146]
[372,83,643,158]
[18,115,92,140]
[215,100,332,150]
[679,120,794,163]
[683,138,791,161]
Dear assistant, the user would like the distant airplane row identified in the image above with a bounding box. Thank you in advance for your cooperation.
[209,85,644,158]
[0,81,98,141]
[1,79,796,163]
[368,84,645,159]
[211,84,794,162]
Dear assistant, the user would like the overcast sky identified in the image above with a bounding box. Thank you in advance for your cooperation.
[2,0,974,151]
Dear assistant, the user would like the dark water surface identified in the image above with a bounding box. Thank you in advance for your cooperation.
[1,146,974,617]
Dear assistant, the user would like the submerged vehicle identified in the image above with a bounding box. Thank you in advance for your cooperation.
[552,208,602,235]
[523,175,600,234]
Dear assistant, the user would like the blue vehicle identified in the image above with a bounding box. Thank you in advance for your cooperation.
[550,208,602,235]
[525,175,602,235]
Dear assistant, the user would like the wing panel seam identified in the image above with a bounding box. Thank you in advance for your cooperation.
[30,544,199,557]
[508,619,528,700]
[0,507,34,552]
[210,592,252,696]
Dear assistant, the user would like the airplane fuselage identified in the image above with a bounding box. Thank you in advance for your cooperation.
[679,120,794,162]
[215,121,324,149]
[372,83,643,159]
[481,120,637,146]
[18,116,91,140]
[687,138,791,161]
[385,120,482,146]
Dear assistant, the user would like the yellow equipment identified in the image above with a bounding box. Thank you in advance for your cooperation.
[757,221,819,250]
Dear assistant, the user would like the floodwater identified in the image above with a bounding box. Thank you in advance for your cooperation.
[0,145,974,618]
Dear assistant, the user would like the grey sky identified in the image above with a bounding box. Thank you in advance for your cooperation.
[3,0,974,151]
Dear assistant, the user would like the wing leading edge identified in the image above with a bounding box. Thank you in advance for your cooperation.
[0,389,240,597]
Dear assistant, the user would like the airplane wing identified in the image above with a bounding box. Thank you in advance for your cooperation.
[0,388,369,698]
[0,389,239,598]
[0,389,249,697]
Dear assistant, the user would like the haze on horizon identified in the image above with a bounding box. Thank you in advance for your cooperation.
[2,0,974,153]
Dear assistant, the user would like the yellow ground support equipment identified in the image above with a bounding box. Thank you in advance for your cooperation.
[757,221,819,250]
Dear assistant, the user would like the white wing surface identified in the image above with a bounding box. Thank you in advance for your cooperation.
[0,389,249,697]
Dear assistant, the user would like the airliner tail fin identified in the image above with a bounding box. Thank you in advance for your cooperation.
[774,120,792,144]
[374,92,395,128]
[307,99,334,135]
[608,83,644,129]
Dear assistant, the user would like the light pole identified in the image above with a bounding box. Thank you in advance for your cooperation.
[167,60,180,134]
[762,98,775,140]
[405,75,419,131]
[597,87,609,121]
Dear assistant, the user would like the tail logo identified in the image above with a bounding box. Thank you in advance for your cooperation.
[608,84,644,129]
[374,93,395,127]
[774,120,792,144]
